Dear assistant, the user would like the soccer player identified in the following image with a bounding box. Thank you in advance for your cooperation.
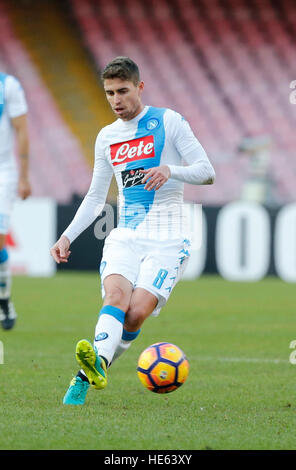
[0,72,31,330]
[50,57,215,405]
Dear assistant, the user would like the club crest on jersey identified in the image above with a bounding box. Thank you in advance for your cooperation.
[146,118,159,130]
[110,135,155,166]
[121,167,145,188]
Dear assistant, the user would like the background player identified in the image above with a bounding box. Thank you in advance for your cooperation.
[0,72,31,330]
[50,57,215,405]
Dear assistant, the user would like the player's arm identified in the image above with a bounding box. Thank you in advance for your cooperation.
[11,114,31,200]
[51,134,113,264]
[142,113,215,190]
[167,149,215,185]
[6,76,31,199]
[167,115,215,185]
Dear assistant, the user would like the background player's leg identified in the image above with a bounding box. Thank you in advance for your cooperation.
[0,233,16,330]
[0,235,10,298]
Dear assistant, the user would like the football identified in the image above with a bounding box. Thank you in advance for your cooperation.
[137,342,189,393]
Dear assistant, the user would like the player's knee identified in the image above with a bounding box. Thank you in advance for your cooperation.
[104,285,129,312]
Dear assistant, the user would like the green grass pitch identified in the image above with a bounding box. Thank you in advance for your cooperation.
[0,272,295,450]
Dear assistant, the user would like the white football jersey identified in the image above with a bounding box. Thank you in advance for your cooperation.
[0,73,28,174]
[63,106,215,243]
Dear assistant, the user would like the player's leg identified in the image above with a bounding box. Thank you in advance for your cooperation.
[94,273,133,363]
[64,228,139,404]
[64,274,133,404]
[124,287,158,332]
[112,287,158,363]
[0,234,9,293]
[0,178,18,330]
[76,274,133,384]
[0,229,16,330]
[112,238,191,363]
[92,229,140,367]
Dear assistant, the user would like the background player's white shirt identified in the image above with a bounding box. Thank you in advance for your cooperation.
[0,73,28,175]
[63,106,215,243]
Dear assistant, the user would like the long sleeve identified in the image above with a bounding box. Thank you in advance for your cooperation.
[167,114,215,185]
[62,133,113,244]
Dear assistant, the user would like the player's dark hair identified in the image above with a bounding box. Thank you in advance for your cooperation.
[101,57,140,85]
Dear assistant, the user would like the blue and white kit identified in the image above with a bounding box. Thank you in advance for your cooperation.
[0,73,28,234]
[63,106,215,314]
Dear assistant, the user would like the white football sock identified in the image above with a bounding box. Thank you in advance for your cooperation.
[112,328,141,364]
[112,339,132,363]
[93,305,126,366]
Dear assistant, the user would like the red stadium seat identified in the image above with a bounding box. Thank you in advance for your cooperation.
[0,2,91,202]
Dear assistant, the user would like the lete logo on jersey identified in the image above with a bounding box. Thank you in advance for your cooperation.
[110,135,155,166]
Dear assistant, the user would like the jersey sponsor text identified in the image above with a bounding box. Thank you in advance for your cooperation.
[110,135,155,166]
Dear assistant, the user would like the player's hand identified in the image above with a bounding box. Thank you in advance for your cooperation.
[18,177,31,200]
[50,235,71,264]
[141,165,171,191]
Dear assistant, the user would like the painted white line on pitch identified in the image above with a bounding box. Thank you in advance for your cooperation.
[195,356,289,364]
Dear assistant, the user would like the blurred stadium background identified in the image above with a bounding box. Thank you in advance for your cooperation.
[1,0,295,281]
[1,0,296,452]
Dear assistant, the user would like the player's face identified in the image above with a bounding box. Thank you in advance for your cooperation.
[104,78,144,121]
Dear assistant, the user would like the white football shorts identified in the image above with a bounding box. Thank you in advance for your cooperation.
[99,227,190,317]
[0,171,18,235]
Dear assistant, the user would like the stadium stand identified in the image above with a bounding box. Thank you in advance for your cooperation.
[70,0,296,206]
[1,0,295,206]
[0,1,92,202]
[4,0,116,168]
